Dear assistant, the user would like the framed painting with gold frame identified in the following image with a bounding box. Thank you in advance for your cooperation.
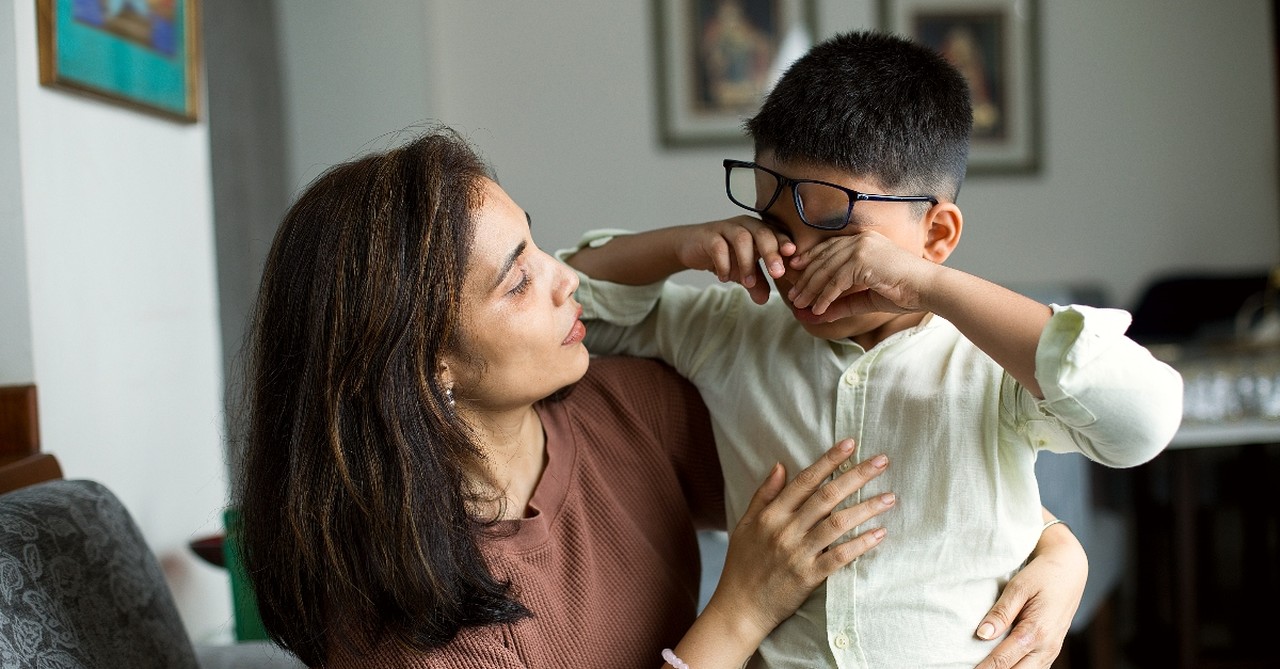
[880,0,1040,173]
[37,0,201,123]
[654,0,816,147]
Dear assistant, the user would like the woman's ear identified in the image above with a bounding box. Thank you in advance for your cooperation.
[437,361,455,390]
[437,361,457,408]
[923,202,963,264]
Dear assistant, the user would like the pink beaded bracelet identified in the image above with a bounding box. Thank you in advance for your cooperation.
[661,648,691,669]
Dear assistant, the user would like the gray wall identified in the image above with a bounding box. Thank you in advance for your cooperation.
[0,0,32,384]
[250,1,1279,315]
[8,0,230,639]
[429,0,1280,310]
[204,0,290,443]
[199,0,1280,640]
[276,0,441,193]
[214,0,1280,422]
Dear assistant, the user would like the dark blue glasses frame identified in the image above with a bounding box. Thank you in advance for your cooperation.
[723,159,938,231]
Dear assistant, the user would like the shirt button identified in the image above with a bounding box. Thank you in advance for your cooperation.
[843,371,860,385]
[838,458,854,473]
[833,633,850,649]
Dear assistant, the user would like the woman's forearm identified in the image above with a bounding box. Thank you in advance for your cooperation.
[661,599,770,669]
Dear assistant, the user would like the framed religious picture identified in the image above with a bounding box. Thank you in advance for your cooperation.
[37,0,201,123]
[880,0,1040,173]
[654,0,817,147]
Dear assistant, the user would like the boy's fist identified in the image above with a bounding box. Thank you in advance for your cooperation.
[677,216,796,305]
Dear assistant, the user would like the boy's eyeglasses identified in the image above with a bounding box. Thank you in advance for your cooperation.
[723,159,938,231]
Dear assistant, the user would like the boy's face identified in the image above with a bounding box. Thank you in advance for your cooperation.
[753,150,938,342]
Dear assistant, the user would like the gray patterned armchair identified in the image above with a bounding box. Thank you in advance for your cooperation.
[0,479,303,669]
[0,478,200,668]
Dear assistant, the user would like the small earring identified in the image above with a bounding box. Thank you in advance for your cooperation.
[446,386,456,408]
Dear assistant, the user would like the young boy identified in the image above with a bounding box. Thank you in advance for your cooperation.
[563,30,1182,668]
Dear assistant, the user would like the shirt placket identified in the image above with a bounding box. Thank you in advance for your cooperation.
[828,347,877,669]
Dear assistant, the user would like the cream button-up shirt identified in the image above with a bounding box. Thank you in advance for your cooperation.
[563,237,1183,668]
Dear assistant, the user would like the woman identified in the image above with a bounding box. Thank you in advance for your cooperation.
[236,128,1086,668]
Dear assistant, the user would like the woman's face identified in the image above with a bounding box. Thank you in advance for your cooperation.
[445,179,589,412]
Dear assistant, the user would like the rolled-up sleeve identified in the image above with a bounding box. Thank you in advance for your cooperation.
[1032,304,1184,467]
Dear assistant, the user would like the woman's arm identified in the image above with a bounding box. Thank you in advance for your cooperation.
[661,439,895,669]
[972,508,1088,669]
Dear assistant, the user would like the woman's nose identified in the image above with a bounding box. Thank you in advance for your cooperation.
[553,258,580,303]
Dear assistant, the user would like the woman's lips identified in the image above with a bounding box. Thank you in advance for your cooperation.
[563,307,586,345]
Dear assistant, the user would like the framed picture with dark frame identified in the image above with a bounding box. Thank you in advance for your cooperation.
[653,0,817,147]
[36,0,201,123]
[880,0,1040,173]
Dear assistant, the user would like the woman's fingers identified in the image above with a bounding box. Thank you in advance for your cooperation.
[788,450,893,576]
[714,440,895,635]
[740,462,787,523]
[814,525,888,573]
[793,452,889,529]
[971,532,1081,669]
[976,577,1027,642]
[806,490,895,553]
[769,439,857,512]
[973,621,1056,669]
[759,443,893,574]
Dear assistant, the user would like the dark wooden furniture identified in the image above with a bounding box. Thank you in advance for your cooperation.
[1130,429,1280,669]
[0,384,62,493]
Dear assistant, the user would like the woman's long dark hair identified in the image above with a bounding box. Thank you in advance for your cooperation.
[234,128,528,666]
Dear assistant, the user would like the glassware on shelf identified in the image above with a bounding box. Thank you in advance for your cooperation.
[1172,342,1280,425]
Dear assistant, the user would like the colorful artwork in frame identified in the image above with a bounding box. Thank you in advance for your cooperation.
[37,0,201,123]
[880,0,1040,173]
[653,0,816,147]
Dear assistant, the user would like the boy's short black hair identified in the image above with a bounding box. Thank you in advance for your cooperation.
[746,30,973,201]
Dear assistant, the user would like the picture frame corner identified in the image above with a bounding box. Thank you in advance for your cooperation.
[880,0,1042,174]
[653,0,817,149]
[35,0,203,124]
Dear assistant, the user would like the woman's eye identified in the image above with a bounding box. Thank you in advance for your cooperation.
[508,269,530,295]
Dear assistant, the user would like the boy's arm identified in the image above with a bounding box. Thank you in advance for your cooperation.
[555,229,761,372]
[787,231,1049,395]
[565,226,691,285]
[921,266,1051,397]
[566,217,794,305]
[788,232,1182,466]
[1022,303,1183,466]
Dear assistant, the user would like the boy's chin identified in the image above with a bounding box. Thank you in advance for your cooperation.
[786,299,904,339]
[791,309,928,346]
[793,313,870,342]
[783,301,865,340]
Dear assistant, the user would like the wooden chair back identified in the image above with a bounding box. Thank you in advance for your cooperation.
[0,384,63,493]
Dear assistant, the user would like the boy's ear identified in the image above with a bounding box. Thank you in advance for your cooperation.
[923,203,963,263]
